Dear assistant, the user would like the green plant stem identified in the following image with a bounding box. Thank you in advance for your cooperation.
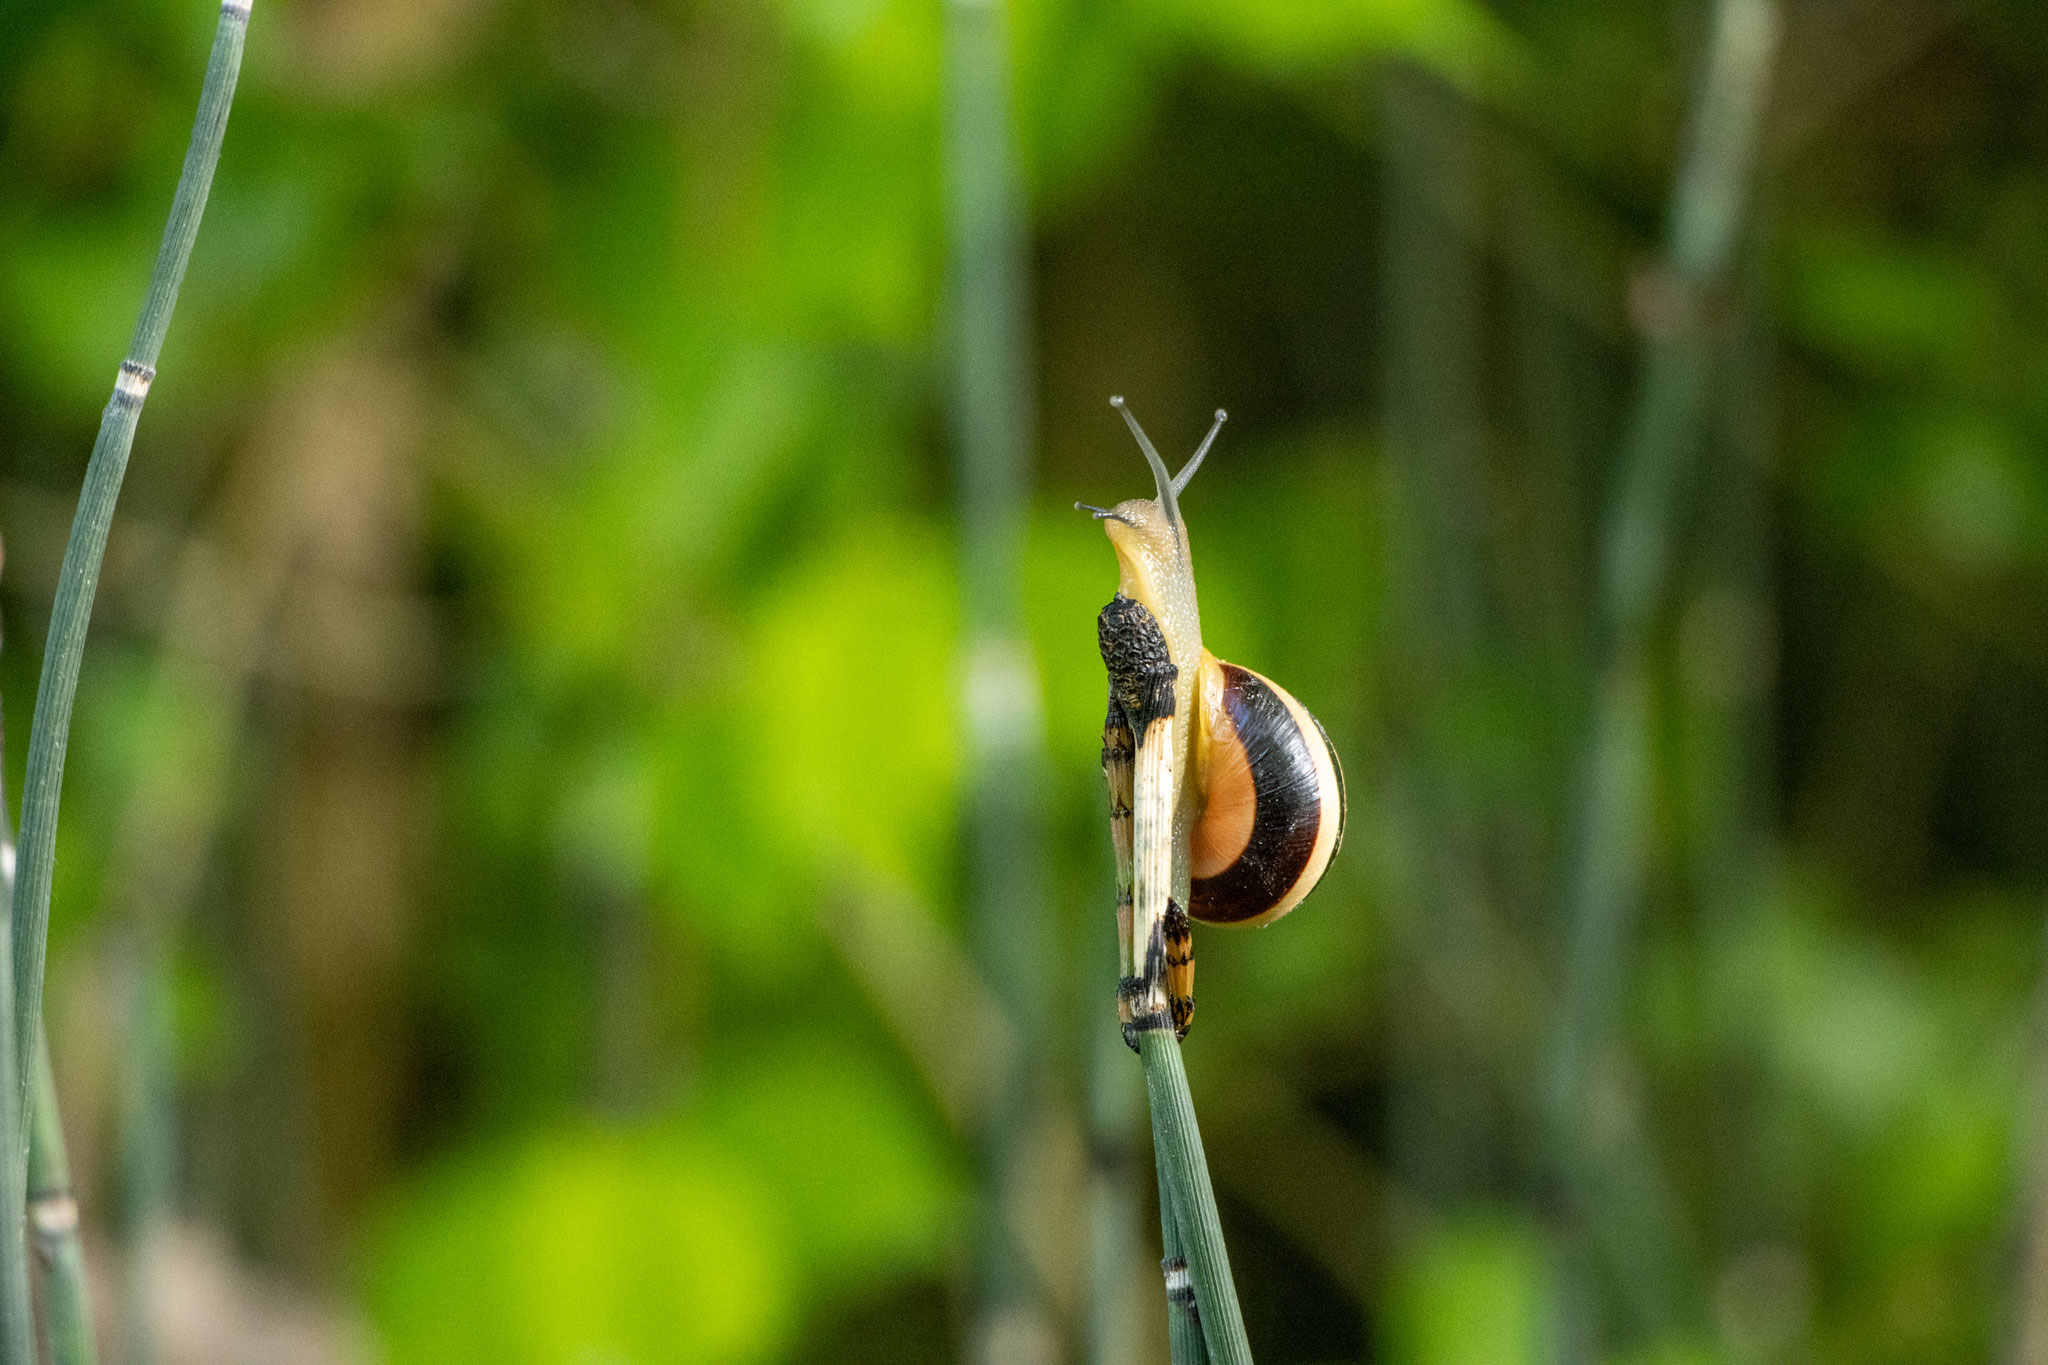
[1554,0,1778,1079]
[1152,1136,1208,1365]
[1376,57,1499,1214]
[1545,0,1777,1336]
[0,811,25,1365]
[10,0,249,1177]
[28,1032,94,1365]
[1139,1030,1250,1365]
[0,675,96,1363]
[114,938,172,1365]
[941,0,1051,1354]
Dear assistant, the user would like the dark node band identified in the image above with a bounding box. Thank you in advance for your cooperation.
[1121,991,1174,1051]
[112,359,156,408]
[1098,595,1176,729]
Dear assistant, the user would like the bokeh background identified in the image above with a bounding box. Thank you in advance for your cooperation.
[3,0,2047,1361]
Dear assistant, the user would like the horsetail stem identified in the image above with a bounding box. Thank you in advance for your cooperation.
[942,0,1055,1352]
[0,603,97,1364]
[1154,1148,1209,1365]
[4,2,251,1353]
[1141,1031,1247,1364]
[28,1032,94,1365]
[1545,0,1779,1332]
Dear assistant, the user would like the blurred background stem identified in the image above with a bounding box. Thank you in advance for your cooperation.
[0,672,96,1365]
[114,936,173,1365]
[1545,0,1779,1343]
[1084,944,1141,1365]
[941,0,1056,1359]
[1376,55,1501,1224]
[29,1031,94,1365]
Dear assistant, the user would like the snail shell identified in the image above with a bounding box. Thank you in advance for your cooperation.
[1189,655,1346,927]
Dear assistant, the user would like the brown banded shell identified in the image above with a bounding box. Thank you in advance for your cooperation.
[1189,660,1345,927]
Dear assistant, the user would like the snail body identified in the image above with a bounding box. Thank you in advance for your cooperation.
[1090,399,1345,1042]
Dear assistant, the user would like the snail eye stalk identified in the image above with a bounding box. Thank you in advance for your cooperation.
[1171,409,1227,496]
[1109,395,1181,528]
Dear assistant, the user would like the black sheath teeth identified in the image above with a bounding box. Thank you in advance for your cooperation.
[1098,595,1176,729]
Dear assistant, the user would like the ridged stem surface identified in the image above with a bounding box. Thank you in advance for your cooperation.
[4,4,249,1357]
[28,1033,94,1365]
[1140,1030,1250,1365]
[1151,1120,1209,1365]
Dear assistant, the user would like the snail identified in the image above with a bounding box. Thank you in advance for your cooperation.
[1089,398,1346,1045]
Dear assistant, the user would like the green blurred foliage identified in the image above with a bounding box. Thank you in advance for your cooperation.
[5,0,2048,1361]
[1385,1218,1553,1365]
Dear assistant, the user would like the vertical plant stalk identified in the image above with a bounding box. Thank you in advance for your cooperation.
[2011,916,2048,1365]
[1141,1034,1242,1364]
[29,1032,95,1365]
[1088,707,1144,1365]
[1544,0,1778,1335]
[0,723,28,1365]
[0,585,98,1365]
[1083,1006,1141,1365]
[113,936,173,1365]
[1152,1155,1208,1365]
[1,5,247,1357]
[1103,701,1215,1363]
[941,0,1053,1356]
[12,0,253,1154]
[1101,602,1253,1365]
[1375,58,1498,1217]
